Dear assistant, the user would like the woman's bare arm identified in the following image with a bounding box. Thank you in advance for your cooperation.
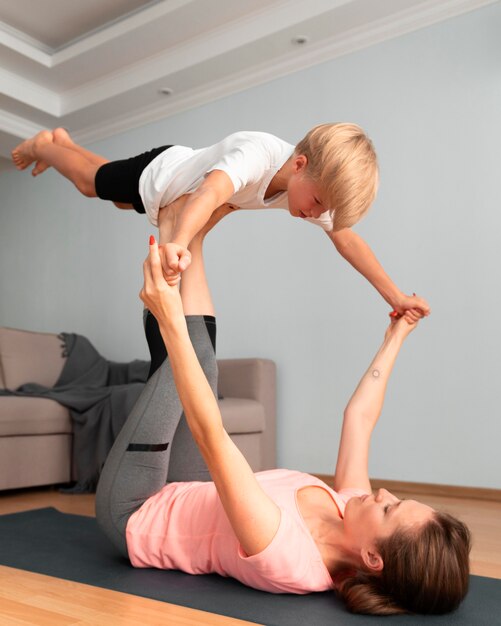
[333,317,417,492]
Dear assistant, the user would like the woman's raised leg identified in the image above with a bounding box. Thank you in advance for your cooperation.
[95,342,189,556]
[146,204,236,483]
[95,310,219,555]
[95,203,234,554]
[165,224,218,483]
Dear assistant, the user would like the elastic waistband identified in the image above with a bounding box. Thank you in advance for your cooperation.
[143,309,215,324]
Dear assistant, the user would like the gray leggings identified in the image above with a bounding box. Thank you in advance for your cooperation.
[95,314,217,557]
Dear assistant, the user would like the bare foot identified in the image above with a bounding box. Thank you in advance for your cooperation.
[31,160,48,176]
[53,127,74,148]
[158,195,188,243]
[12,130,52,171]
[32,127,74,176]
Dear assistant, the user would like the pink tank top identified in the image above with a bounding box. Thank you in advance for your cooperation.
[126,468,367,594]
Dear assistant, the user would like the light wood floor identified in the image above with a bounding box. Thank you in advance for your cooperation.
[0,485,500,625]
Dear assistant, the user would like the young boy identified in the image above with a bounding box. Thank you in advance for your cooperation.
[11,125,429,318]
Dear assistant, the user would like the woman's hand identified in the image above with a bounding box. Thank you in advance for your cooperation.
[385,310,419,341]
[139,236,184,324]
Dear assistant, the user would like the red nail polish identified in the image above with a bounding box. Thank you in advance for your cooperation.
[149,235,155,245]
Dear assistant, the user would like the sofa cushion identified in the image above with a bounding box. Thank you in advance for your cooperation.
[219,398,265,434]
[0,397,264,438]
[0,396,71,436]
[0,328,66,390]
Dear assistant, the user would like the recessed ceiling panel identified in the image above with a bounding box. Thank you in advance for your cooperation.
[0,0,157,48]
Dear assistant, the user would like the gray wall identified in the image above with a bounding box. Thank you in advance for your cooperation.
[1,3,500,488]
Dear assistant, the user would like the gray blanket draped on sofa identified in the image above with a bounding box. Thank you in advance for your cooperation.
[0,333,149,492]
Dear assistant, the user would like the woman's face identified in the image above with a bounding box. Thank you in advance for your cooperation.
[343,488,435,560]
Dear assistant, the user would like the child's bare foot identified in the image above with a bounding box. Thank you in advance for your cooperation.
[53,127,75,148]
[12,130,52,171]
[158,195,188,243]
[31,160,49,176]
[31,127,74,176]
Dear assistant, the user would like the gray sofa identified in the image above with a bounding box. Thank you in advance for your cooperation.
[0,327,276,491]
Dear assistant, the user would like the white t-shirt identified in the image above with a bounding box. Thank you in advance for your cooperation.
[138,131,334,231]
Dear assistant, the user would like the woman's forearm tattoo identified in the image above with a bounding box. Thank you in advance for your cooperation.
[372,369,380,378]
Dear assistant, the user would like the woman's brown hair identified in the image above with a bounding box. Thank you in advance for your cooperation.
[336,511,471,615]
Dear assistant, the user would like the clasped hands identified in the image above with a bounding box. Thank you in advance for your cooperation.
[140,237,185,323]
[157,242,192,286]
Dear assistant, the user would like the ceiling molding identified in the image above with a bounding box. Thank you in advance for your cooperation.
[74,0,498,145]
[50,0,193,64]
[0,67,60,115]
[0,20,52,63]
[0,0,497,155]
[0,109,45,138]
[61,0,352,115]
[0,1,192,67]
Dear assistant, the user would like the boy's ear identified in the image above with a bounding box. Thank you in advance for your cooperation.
[293,154,308,173]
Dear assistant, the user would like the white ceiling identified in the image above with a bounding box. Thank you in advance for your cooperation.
[0,0,496,167]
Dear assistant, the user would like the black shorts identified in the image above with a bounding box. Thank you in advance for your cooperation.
[94,145,173,214]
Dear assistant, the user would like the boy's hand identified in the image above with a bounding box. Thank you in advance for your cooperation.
[158,243,192,286]
[393,292,430,320]
[140,237,184,322]
[385,311,418,341]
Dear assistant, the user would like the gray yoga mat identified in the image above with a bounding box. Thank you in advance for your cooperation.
[0,508,499,625]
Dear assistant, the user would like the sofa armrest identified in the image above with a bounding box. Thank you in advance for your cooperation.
[0,327,66,390]
[217,358,276,469]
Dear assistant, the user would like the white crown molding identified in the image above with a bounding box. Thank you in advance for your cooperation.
[0,20,52,65]
[1,0,493,72]
[51,0,193,64]
[61,0,350,115]
[374,0,500,33]
[0,0,192,67]
[74,0,499,145]
[66,0,499,116]
[0,0,349,77]
[0,67,60,115]
[0,0,497,152]
[0,109,45,139]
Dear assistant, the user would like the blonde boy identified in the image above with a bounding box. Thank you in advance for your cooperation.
[12,124,429,317]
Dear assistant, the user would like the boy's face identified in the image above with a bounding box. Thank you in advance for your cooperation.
[287,156,329,220]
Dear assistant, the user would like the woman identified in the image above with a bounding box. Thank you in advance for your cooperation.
[96,221,470,616]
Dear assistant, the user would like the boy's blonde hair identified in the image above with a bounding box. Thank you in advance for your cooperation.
[295,123,379,230]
